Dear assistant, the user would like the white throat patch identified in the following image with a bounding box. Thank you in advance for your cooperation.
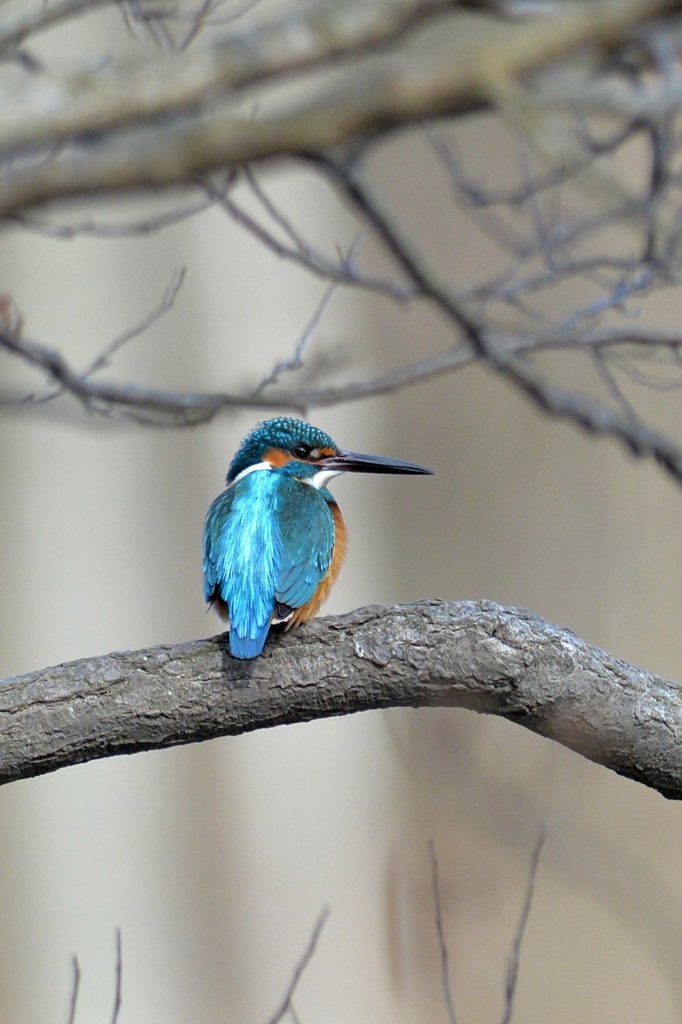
[304,468,343,489]
[231,461,341,491]
[229,461,272,486]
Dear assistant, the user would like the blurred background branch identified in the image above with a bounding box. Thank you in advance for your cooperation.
[3,0,682,489]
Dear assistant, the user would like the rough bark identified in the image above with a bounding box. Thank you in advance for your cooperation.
[2,600,681,798]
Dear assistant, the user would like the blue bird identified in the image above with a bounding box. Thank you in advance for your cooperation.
[203,416,432,659]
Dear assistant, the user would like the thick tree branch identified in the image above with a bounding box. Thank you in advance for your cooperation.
[0,0,679,216]
[3,600,682,799]
[1,0,454,160]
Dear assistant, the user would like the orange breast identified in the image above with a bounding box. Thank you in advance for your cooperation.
[287,502,347,628]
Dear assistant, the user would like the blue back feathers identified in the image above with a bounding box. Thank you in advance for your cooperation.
[204,419,337,659]
[203,472,283,658]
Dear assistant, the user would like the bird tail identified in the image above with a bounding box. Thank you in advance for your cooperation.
[229,620,270,660]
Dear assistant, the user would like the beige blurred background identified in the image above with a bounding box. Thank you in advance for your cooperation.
[2,6,682,1024]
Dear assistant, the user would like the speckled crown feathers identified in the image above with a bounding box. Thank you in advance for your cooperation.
[226,417,338,482]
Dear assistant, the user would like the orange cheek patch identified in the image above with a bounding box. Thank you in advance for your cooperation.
[264,447,293,468]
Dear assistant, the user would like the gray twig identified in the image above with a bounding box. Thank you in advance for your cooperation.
[265,908,330,1024]
[110,930,123,1024]
[83,266,187,378]
[429,841,458,1024]
[66,957,81,1024]
[500,826,546,1024]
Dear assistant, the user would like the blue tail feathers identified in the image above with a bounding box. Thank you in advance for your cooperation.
[229,620,271,660]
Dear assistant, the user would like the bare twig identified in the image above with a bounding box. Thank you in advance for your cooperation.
[589,348,639,424]
[500,826,546,1024]
[429,841,458,1024]
[63,929,122,1024]
[66,957,81,1024]
[252,278,339,397]
[4,197,215,239]
[83,265,187,377]
[0,0,116,51]
[265,908,330,1024]
[178,0,220,51]
[110,930,123,1024]
[201,176,410,300]
[6,312,682,473]
[432,120,644,209]
[323,160,682,484]
[252,237,360,397]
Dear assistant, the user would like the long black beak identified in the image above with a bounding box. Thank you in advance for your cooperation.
[322,449,433,475]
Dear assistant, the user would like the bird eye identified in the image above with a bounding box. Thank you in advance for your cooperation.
[292,443,311,459]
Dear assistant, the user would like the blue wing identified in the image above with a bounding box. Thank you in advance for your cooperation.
[275,479,335,612]
[203,472,334,659]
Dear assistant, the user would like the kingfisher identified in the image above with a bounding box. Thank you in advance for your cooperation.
[203,416,432,659]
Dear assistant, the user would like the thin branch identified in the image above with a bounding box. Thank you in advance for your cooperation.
[252,276,340,397]
[141,0,261,31]
[244,167,314,253]
[0,0,116,51]
[323,162,682,483]
[201,176,410,300]
[66,957,81,1024]
[494,356,682,482]
[320,157,488,340]
[500,826,546,1024]
[0,328,287,421]
[83,265,186,377]
[252,237,361,397]
[178,0,222,51]
[429,841,458,1024]
[64,929,122,1024]
[265,908,330,1024]
[7,320,682,480]
[4,197,215,239]
[110,930,123,1024]
[0,269,187,410]
[589,347,639,424]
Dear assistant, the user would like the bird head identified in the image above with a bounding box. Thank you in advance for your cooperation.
[226,417,433,486]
